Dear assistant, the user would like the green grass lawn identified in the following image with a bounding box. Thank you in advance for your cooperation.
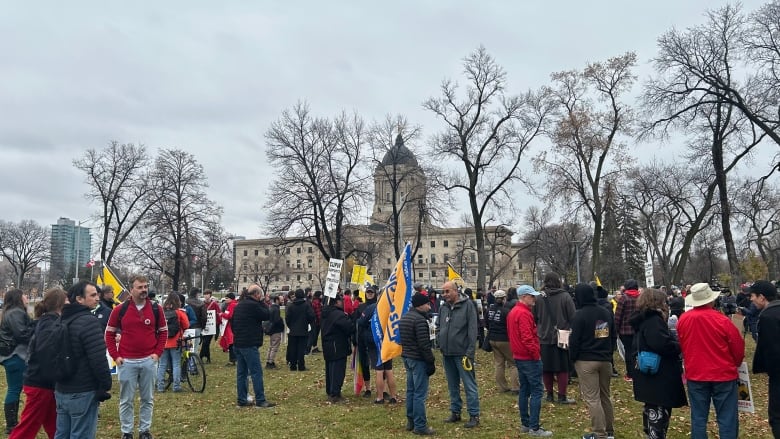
[1,329,774,438]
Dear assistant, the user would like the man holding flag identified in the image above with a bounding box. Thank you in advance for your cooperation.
[438,280,481,428]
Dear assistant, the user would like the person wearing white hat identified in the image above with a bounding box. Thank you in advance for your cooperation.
[678,282,745,439]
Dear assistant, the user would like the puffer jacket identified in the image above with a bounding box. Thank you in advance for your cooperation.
[23,313,57,389]
[56,303,112,395]
[0,306,32,363]
[285,298,314,337]
[533,287,576,345]
[321,305,354,361]
[399,308,435,365]
[437,293,477,357]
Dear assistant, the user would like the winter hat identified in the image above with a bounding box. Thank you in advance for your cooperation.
[493,290,507,299]
[412,293,429,308]
[624,279,639,291]
[748,280,777,301]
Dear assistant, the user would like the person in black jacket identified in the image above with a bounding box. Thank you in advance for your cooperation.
[629,288,687,439]
[486,290,518,393]
[570,283,615,439]
[265,295,285,369]
[321,295,354,403]
[55,281,112,438]
[353,288,377,397]
[399,293,436,436]
[749,280,780,437]
[285,289,315,371]
[93,285,115,331]
[232,285,275,408]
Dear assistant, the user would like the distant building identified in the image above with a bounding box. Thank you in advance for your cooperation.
[50,217,91,280]
[235,135,533,292]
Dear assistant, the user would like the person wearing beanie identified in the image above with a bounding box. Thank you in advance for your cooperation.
[321,296,354,403]
[750,280,780,437]
[569,283,615,439]
[614,279,641,382]
[399,292,436,435]
[285,289,315,371]
[353,288,378,398]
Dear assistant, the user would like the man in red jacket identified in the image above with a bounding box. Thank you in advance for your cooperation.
[678,283,744,439]
[507,285,552,437]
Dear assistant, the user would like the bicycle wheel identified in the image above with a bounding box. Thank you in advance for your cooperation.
[185,354,206,392]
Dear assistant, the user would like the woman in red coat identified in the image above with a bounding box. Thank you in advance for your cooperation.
[219,293,237,366]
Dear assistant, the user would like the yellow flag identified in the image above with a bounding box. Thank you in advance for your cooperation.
[359,273,374,302]
[447,262,463,286]
[594,272,602,287]
[97,265,126,304]
[372,243,413,365]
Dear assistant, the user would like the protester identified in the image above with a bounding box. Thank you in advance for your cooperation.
[438,281,480,428]
[155,294,190,393]
[308,291,323,354]
[0,289,31,434]
[94,284,115,331]
[55,281,113,438]
[185,288,207,356]
[629,288,687,439]
[508,285,553,437]
[354,287,377,397]
[200,290,222,364]
[285,289,315,371]
[219,292,237,366]
[667,289,685,318]
[265,295,284,369]
[569,283,615,439]
[233,285,275,408]
[614,279,640,382]
[358,291,399,404]
[534,272,576,403]
[678,282,744,439]
[105,275,167,439]
[400,292,436,435]
[749,280,780,437]
[486,289,519,393]
[9,288,67,439]
[321,295,354,403]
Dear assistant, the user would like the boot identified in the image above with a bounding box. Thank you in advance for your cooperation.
[4,401,19,434]
[464,415,480,428]
[443,412,461,423]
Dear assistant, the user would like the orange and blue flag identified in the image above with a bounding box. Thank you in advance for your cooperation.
[370,242,413,366]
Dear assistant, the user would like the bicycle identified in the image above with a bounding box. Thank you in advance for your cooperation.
[164,335,207,393]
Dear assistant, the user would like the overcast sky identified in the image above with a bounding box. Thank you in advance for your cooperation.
[0,1,772,248]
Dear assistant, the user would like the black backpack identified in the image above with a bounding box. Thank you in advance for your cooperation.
[164,309,180,339]
[34,313,78,383]
[117,300,161,333]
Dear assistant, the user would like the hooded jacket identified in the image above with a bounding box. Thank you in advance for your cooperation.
[321,304,354,361]
[285,298,315,337]
[56,303,113,395]
[532,287,576,345]
[437,293,477,357]
[753,300,780,376]
[569,284,615,363]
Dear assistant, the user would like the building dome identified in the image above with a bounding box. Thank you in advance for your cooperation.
[380,134,418,167]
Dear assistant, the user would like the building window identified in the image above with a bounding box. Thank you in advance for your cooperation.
[308,273,313,280]
[518,262,523,269]
[417,256,423,264]
[296,260,301,269]
[308,247,313,253]
[243,250,247,256]
[265,249,269,256]
[471,269,477,277]
[286,260,290,267]
[430,240,436,248]
[387,258,391,264]
[308,259,313,268]
[243,276,247,282]
[286,248,290,254]
[275,249,280,255]
[296,247,301,254]
[296,275,301,282]
[443,254,449,263]
[285,275,290,281]
[431,271,437,278]
[418,272,423,279]
[254,249,258,256]
[430,255,436,264]
[470,253,476,263]
[443,240,449,248]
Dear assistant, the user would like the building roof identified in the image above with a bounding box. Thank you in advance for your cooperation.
[380,134,418,167]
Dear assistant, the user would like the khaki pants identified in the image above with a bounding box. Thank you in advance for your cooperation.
[267,332,282,364]
[490,340,519,392]
[574,360,614,438]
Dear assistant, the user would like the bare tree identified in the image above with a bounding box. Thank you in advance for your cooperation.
[537,52,637,275]
[520,209,592,285]
[0,220,50,288]
[265,102,370,261]
[733,178,780,279]
[73,141,156,267]
[424,46,553,291]
[131,149,222,291]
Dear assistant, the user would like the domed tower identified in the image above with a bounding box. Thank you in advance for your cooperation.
[370,134,427,229]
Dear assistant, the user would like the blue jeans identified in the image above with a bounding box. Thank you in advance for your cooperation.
[235,346,266,404]
[118,356,156,434]
[516,359,544,430]
[54,390,99,439]
[687,379,738,439]
[2,355,25,404]
[403,357,430,431]
[157,347,181,391]
[442,355,480,416]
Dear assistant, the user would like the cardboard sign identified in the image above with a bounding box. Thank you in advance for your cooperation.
[202,309,217,336]
[737,361,755,413]
[324,258,343,298]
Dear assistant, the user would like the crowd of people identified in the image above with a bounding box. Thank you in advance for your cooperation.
[0,274,778,438]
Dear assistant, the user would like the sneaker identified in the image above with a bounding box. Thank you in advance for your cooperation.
[557,396,576,404]
[582,434,598,439]
[255,401,276,408]
[139,431,154,439]
[374,399,384,404]
[520,425,531,433]
[607,431,615,439]
[362,390,372,398]
[545,394,555,402]
[412,427,435,436]
[623,375,633,383]
[236,401,254,408]
[172,388,183,393]
[528,427,553,437]
[383,391,391,401]
[611,369,619,378]
[122,434,133,439]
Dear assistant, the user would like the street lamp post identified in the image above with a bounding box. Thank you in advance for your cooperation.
[572,240,582,284]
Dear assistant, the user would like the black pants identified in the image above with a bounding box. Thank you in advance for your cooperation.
[288,336,308,370]
[357,338,371,382]
[642,404,671,438]
[228,344,235,363]
[325,357,347,397]
[619,334,635,378]
[200,334,214,361]
[770,374,780,438]
[308,323,321,351]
